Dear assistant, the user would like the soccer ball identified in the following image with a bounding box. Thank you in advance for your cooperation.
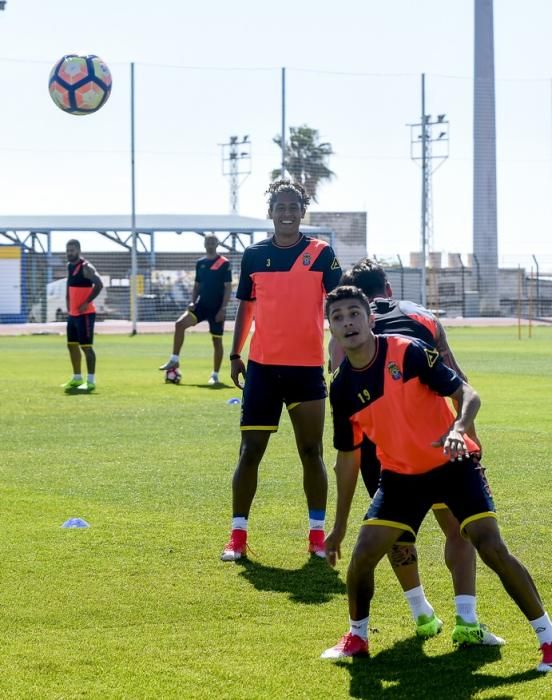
[48,54,112,115]
[165,368,182,385]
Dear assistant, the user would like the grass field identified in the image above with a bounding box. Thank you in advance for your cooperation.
[1,327,551,699]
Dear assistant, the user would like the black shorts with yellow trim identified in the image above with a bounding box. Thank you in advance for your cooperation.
[240,360,327,431]
[363,456,496,544]
[189,300,224,336]
[67,313,96,346]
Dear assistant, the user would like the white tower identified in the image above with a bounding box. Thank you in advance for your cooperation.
[473,0,499,315]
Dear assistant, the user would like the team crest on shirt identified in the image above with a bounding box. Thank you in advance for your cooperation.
[387,362,402,380]
[303,253,311,266]
[424,347,439,367]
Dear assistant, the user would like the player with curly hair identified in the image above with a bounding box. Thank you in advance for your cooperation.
[221,180,342,561]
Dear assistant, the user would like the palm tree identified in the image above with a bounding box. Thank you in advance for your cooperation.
[272,125,335,202]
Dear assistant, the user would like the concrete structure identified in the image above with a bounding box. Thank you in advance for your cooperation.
[473,0,499,315]
[304,212,367,269]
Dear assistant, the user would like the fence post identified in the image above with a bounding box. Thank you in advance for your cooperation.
[459,254,465,317]
[397,254,404,299]
[532,254,540,317]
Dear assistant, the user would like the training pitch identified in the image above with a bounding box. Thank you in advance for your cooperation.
[0,327,551,699]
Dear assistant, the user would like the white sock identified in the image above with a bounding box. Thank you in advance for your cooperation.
[530,612,552,646]
[87,374,95,384]
[404,585,434,621]
[349,616,369,641]
[455,595,478,624]
[309,519,325,531]
[170,354,179,362]
[232,517,248,532]
[73,374,82,381]
[211,371,219,378]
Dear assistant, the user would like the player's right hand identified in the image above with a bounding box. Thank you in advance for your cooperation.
[230,358,246,389]
[324,529,343,567]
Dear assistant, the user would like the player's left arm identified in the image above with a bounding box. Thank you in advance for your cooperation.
[434,319,468,381]
[406,340,480,460]
[432,382,481,461]
[79,263,103,312]
[434,319,482,448]
[317,245,342,293]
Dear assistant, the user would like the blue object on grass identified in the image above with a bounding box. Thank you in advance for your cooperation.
[226,397,241,405]
[61,518,90,528]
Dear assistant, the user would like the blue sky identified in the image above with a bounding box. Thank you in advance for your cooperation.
[0,0,551,263]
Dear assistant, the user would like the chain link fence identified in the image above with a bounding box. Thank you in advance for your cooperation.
[0,59,550,323]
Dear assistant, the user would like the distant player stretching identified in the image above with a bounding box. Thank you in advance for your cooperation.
[321,285,552,673]
[159,233,232,385]
[221,180,342,561]
[62,239,103,393]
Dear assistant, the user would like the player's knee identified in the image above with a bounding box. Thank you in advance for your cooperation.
[239,439,266,466]
[297,442,323,463]
[473,531,509,568]
[445,526,471,556]
[351,542,380,572]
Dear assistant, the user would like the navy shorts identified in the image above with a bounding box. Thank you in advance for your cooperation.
[189,301,224,336]
[240,360,327,431]
[67,313,95,346]
[363,456,496,544]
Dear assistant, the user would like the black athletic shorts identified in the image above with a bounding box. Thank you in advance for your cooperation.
[67,313,96,346]
[189,301,224,336]
[360,437,381,498]
[240,360,327,431]
[363,456,496,544]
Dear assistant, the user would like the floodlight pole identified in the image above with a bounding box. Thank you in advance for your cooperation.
[281,67,286,178]
[420,74,428,307]
[220,136,251,214]
[130,61,137,335]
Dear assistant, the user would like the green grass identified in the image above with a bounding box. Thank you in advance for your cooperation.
[0,327,551,699]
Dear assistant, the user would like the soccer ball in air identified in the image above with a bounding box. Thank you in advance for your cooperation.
[165,368,182,385]
[48,54,112,115]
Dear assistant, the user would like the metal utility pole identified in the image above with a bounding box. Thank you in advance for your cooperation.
[407,73,449,307]
[281,67,286,178]
[130,61,138,336]
[220,136,251,214]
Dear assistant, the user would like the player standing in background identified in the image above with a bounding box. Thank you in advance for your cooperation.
[322,286,552,673]
[62,239,103,393]
[329,258,502,645]
[159,233,232,385]
[221,180,342,561]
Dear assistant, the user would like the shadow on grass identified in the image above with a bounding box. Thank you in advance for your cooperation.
[238,556,346,605]
[170,382,234,390]
[63,389,97,396]
[334,635,541,699]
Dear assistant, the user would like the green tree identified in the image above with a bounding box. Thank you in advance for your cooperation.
[272,125,335,202]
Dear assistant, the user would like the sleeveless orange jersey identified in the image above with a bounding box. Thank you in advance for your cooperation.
[67,259,96,316]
